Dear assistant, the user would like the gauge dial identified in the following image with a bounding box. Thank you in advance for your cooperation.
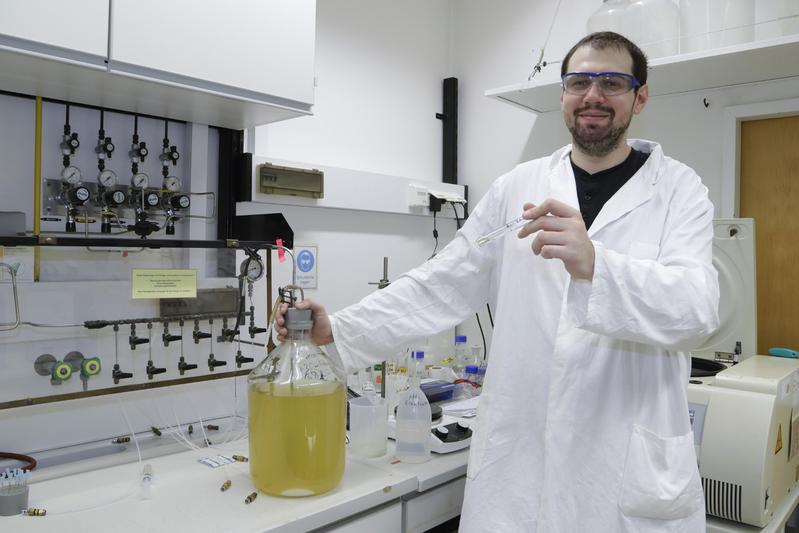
[170,194,191,209]
[163,176,182,192]
[61,165,82,185]
[131,172,149,189]
[109,190,126,205]
[145,192,160,207]
[72,186,90,204]
[98,169,117,187]
[240,257,264,282]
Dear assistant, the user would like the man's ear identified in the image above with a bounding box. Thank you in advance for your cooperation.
[633,84,649,115]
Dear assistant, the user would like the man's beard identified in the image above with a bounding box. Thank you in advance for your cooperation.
[567,105,631,157]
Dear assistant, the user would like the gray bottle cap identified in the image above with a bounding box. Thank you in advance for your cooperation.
[285,308,313,330]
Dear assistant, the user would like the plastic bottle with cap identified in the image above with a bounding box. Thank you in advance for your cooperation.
[453,336,469,377]
[395,351,432,463]
[464,365,481,397]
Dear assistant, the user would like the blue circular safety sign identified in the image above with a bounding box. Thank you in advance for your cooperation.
[297,250,315,273]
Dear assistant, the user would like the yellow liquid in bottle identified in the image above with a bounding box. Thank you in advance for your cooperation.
[248,380,346,497]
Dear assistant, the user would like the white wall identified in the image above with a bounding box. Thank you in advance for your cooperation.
[256,0,453,182]
[252,0,461,357]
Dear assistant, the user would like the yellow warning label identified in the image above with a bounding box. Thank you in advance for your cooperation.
[776,424,783,454]
[131,269,197,299]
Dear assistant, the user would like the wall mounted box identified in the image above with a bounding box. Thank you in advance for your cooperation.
[257,163,324,199]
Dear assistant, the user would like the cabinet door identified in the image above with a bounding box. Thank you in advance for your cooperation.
[110,0,315,105]
[0,0,108,58]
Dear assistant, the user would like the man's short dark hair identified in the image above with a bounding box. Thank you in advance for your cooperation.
[561,32,648,87]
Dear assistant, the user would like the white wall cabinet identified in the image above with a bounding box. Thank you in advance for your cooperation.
[109,0,315,107]
[0,0,315,129]
[0,0,108,59]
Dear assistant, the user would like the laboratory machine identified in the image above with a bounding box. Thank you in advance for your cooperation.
[688,355,799,527]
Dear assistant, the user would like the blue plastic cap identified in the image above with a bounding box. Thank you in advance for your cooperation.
[465,365,479,374]
[455,335,467,343]
[414,351,424,359]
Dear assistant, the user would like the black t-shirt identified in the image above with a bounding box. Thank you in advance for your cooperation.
[571,148,650,230]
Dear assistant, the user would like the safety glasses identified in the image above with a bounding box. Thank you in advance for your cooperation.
[561,72,641,96]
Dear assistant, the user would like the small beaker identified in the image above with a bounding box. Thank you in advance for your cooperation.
[0,485,28,516]
[348,396,388,458]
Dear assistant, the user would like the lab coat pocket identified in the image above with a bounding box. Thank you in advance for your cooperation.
[619,425,703,520]
[628,241,659,260]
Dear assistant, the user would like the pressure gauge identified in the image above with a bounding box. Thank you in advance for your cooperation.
[61,165,82,185]
[69,186,91,205]
[131,172,149,189]
[145,192,160,207]
[98,169,117,187]
[170,194,191,209]
[163,176,182,192]
[104,189,126,206]
[241,257,264,282]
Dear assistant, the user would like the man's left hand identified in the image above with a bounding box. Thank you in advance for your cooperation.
[517,199,595,280]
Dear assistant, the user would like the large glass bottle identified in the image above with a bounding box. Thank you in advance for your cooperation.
[248,307,346,497]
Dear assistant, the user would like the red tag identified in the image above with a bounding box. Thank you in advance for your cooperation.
[276,239,285,263]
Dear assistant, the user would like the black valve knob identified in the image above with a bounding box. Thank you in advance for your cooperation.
[221,328,238,342]
[163,332,182,346]
[101,219,112,234]
[129,334,149,349]
[112,364,133,384]
[103,137,115,156]
[146,360,167,380]
[235,351,254,368]
[65,219,76,233]
[193,329,212,344]
[208,355,227,371]
[178,357,198,375]
[138,142,148,160]
[249,325,267,338]
[169,146,180,163]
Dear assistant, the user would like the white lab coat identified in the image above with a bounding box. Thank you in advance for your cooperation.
[329,139,720,532]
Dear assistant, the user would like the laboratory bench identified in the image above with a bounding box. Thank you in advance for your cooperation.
[4,431,797,532]
[2,437,469,533]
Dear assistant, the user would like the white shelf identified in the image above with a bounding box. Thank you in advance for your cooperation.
[486,33,799,114]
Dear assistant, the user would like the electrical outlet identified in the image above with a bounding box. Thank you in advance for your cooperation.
[408,184,430,208]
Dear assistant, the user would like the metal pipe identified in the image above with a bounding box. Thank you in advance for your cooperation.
[33,96,42,281]
[0,263,20,331]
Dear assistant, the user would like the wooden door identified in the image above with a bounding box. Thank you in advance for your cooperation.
[739,115,799,354]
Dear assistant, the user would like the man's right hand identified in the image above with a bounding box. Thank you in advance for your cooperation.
[275,299,335,346]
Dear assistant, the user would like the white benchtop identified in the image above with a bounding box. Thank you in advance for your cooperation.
[5,438,441,533]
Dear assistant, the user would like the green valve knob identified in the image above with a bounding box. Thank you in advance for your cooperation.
[82,357,102,377]
[52,361,73,381]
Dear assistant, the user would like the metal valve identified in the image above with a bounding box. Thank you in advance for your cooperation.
[207,354,227,372]
[178,356,197,375]
[112,363,133,384]
[193,321,212,344]
[145,360,167,380]
[61,131,80,155]
[162,322,182,346]
[129,324,150,350]
[235,350,254,368]
[97,136,115,158]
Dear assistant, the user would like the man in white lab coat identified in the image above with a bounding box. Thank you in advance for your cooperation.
[277,32,719,532]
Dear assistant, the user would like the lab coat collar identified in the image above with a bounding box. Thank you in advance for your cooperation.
[549,139,664,237]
